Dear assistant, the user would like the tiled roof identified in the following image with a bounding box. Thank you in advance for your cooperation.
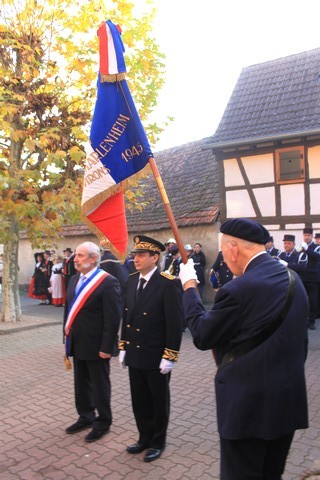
[126,137,220,232]
[211,47,320,145]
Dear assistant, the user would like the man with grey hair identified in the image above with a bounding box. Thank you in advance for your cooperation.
[179,219,309,480]
[64,241,122,443]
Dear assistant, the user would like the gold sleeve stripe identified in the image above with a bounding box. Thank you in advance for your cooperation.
[118,340,125,350]
[162,348,180,362]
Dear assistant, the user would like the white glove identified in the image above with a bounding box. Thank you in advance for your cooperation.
[159,358,175,374]
[301,242,308,251]
[119,350,126,368]
[278,259,288,267]
[179,258,199,285]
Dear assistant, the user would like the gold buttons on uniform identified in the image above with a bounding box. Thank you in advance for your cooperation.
[126,341,130,345]
[143,312,147,316]
[126,324,131,328]
[136,328,140,332]
[136,345,140,348]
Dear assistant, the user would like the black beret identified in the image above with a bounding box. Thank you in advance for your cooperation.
[220,218,270,244]
[283,234,295,242]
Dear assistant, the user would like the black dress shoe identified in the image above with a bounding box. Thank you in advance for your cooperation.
[85,427,109,443]
[65,419,93,434]
[143,448,164,462]
[126,442,148,454]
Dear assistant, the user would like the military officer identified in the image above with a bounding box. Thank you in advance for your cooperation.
[278,234,307,275]
[265,236,281,257]
[119,235,183,462]
[299,227,320,330]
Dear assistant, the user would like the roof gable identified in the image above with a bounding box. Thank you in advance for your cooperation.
[126,137,220,232]
[211,47,320,145]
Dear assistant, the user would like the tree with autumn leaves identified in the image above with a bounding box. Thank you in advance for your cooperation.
[0,0,166,321]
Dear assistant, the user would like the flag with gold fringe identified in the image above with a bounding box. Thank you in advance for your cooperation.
[82,20,153,258]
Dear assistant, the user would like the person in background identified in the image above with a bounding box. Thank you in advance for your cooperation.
[278,234,307,276]
[179,218,308,480]
[191,243,206,298]
[41,250,53,305]
[166,244,182,277]
[119,235,183,462]
[124,252,137,274]
[50,254,65,307]
[63,248,76,291]
[210,251,233,289]
[162,238,177,271]
[29,252,47,304]
[265,236,281,257]
[299,227,320,330]
[64,242,122,443]
[184,244,193,259]
[100,245,129,299]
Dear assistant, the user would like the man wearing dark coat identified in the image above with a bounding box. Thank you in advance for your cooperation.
[63,242,122,443]
[299,227,320,330]
[179,218,309,480]
[119,235,183,462]
[278,234,307,275]
[63,248,76,290]
[100,247,128,298]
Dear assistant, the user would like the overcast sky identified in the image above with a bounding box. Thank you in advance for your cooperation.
[151,0,320,151]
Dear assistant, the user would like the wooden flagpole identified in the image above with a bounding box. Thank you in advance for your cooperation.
[148,157,188,264]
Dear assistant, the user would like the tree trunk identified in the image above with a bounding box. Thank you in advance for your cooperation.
[1,216,22,322]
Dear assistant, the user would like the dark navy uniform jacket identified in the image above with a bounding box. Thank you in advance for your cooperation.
[183,253,309,440]
[278,249,307,275]
[64,273,122,360]
[299,242,320,283]
[120,269,183,369]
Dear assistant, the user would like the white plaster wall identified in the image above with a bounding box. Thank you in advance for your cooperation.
[310,184,320,215]
[308,146,320,179]
[252,187,276,216]
[242,153,274,184]
[224,159,245,187]
[280,184,305,216]
[226,190,256,217]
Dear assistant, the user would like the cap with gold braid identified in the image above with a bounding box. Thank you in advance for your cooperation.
[131,235,165,254]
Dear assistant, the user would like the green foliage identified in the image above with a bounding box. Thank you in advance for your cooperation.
[0,0,166,248]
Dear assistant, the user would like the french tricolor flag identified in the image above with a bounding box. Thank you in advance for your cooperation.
[81,20,153,258]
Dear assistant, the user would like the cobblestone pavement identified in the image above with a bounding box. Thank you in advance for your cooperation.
[0,298,320,479]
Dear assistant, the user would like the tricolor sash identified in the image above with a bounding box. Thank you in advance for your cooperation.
[64,269,109,356]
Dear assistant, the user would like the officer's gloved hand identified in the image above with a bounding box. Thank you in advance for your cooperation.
[278,259,288,267]
[179,258,199,286]
[119,350,126,368]
[301,242,308,251]
[159,358,174,374]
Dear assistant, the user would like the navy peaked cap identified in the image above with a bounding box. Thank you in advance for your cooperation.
[220,218,270,244]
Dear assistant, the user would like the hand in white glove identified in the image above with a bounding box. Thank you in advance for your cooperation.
[301,242,308,251]
[179,258,199,286]
[119,350,126,368]
[159,358,175,374]
[278,259,288,267]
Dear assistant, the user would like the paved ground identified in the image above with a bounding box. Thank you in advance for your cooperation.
[0,293,320,479]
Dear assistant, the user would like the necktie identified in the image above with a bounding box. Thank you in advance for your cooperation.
[137,278,147,297]
[76,275,86,294]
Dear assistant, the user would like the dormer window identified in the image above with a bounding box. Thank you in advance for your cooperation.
[275,147,305,183]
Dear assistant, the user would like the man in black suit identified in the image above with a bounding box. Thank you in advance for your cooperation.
[63,247,76,290]
[179,219,309,480]
[278,234,307,275]
[100,245,128,298]
[299,227,320,330]
[63,241,122,443]
[119,235,183,462]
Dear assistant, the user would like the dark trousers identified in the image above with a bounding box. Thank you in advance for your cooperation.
[73,357,111,429]
[303,281,319,324]
[129,367,170,449]
[220,432,294,480]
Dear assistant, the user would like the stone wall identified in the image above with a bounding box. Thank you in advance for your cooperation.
[18,223,220,302]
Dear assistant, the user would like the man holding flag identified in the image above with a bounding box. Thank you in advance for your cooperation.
[63,241,122,443]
